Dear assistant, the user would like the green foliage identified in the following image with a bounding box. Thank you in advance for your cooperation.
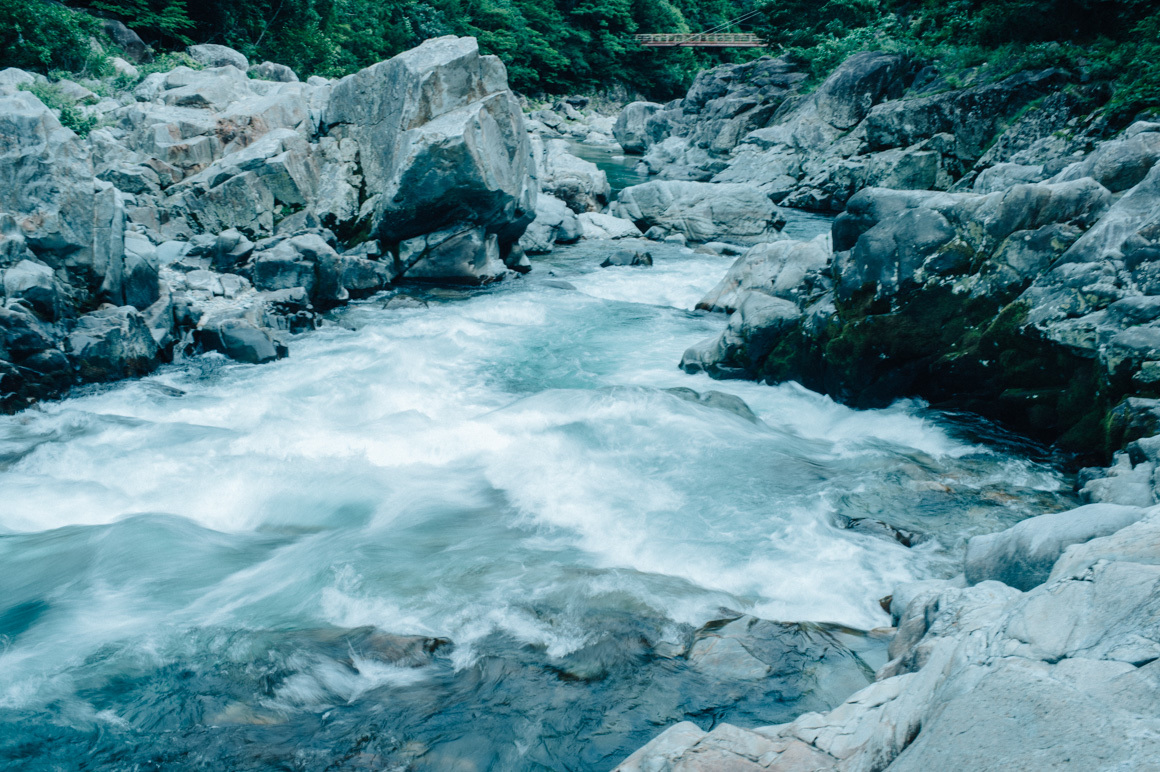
[0,0,106,74]
[19,82,98,136]
[754,0,1160,113]
[82,0,195,45]
[3,0,1157,112]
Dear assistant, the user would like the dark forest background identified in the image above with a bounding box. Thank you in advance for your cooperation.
[3,0,1159,113]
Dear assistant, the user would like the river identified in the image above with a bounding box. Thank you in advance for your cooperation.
[0,227,1075,770]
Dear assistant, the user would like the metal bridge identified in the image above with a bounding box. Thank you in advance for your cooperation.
[633,33,764,48]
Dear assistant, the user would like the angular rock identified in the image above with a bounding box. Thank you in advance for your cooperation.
[3,260,61,321]
[535,138,609,213]
[577,212,642,240]
[616,181,785,245]
[518,193,581,254]
[325,37,535,279]
[66,306,160,382]
[698,236,832,313]
[249,61,298,83]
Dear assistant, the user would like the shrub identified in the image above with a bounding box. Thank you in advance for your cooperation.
[19,82,99,137]
[0,0,107,74]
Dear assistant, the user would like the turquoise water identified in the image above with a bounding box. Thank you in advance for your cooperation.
[0,234,1073,770]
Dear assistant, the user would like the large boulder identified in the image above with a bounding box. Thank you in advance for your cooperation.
[965,503,1149,590]
[324,36,535,282]
[681,292,802,379]
[103,20,151,63]
[616,181,785,245]
[698,236,832,313]
[197,319,284,364]
[613,101,664,154]
[65,306,160,382]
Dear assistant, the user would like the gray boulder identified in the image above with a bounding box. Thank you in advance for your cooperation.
[1050,128,1160,193]
[613,101,664,154]
[518,193,581,254]
[600,248,652,267]
[249,62,298,83]
[0,91,125,300]
[187,44,249,71]
[3,260,61,321]
[535,138,609,213]
[325,36,535,280]
[616,181,785,245]
[964,503,1148,590]
[972,162,1047,193]
[698,236,832,313]
[681,292,802,378]
[198,319,284,364]
[66,306,160,382]
[104,20,151,63]
[577,212,642,240]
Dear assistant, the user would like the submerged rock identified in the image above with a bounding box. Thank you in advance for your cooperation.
[600,248,652,268]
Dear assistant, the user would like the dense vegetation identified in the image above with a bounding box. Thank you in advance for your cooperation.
[1,0,1158,111]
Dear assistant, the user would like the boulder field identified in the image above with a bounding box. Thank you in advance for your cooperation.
[0,36,539,412]
[609,46,1160,772]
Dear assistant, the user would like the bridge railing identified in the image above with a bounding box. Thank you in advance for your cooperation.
[633,33,764,47]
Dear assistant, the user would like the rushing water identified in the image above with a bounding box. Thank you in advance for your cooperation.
[0,230,1075,771]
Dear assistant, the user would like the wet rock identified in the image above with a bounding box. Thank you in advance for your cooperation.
[835,515,925,548]
[698,236,832,313]
[681,292,802,379]
[197,319,285,364]
[664,387,759,422]
[964,503,1148,590]
[398,226,506,285]
[66,306,160,382]
[600,248,652,268]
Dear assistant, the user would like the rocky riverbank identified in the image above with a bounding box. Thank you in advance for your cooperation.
[608,47,1160,772]
[1,36,541,413]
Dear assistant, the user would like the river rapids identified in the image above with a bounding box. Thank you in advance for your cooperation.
[0,216,1075,770]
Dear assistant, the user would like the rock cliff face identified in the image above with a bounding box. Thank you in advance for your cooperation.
[0,36,536,413]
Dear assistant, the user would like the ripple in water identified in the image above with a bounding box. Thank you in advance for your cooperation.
[0,234,1074,770]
